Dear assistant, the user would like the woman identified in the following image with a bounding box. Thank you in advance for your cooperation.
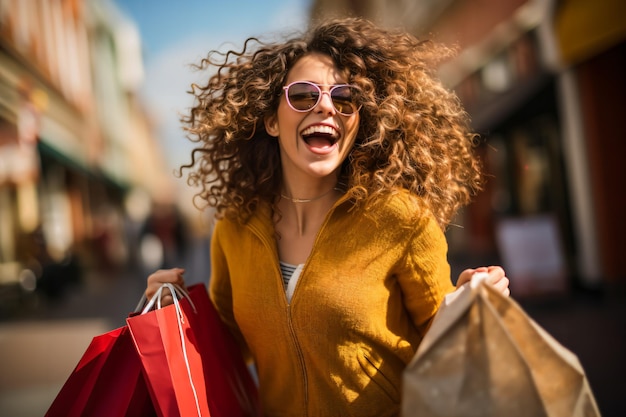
[147,17,509,417]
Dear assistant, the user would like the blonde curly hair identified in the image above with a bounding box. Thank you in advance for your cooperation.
[182,17,483,229]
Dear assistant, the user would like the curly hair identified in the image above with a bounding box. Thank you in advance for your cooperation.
[181,17,483,229]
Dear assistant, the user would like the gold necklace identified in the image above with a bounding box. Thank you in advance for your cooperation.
[280,187,339,203]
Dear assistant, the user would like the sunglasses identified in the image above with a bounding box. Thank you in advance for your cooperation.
[282,81,361,115]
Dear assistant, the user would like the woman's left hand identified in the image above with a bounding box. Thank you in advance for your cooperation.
[456,266,510,297]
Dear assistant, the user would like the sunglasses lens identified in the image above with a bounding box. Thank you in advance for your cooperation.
[285,82,360,115]
[330,86,358,115]
[287,83,320,111]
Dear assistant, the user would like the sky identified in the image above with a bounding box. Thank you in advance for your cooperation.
[113,0,311,171]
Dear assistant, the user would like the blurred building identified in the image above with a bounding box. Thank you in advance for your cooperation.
[0,0,175,310]
[311,0,625,296]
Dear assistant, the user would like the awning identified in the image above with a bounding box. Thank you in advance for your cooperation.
[555,0,626,65]
[38,141,129,194]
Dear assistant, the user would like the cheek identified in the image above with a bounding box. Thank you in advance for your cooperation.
[274,112,303,150]
[276,105,302,134]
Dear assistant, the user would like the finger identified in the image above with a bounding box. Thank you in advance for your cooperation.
[494,285,511,297]
[479,267,501,286]
[145,268,186,299]
[145,284,175,307]
[160,294,174,307]
[458,267,486,286]
[491,275,511,297]
[487,265,505,279]
[147,268,185,284]
[145,272,165,299]
[457,268,474,286]
[490,275,509,290]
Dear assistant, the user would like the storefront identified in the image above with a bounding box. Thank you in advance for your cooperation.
[553,0,626,286]
[441,25,573,297]
[446,0,626,293]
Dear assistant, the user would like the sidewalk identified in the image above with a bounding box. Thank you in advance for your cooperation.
[0,267,148,417]
[1,269,624,417]
[0,318,112,417]
[519,288,626,417]
[0,235,213,416]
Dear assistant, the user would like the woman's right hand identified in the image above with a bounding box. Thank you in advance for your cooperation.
[145,268,186,307]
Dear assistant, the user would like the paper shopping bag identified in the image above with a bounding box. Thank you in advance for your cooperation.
[45,325,156,417]
[184,283,260,417]
[401,278,601,417]
[127,283,260,417]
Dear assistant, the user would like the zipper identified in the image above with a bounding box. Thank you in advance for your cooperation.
[245,197,349,415]
[247,219,310,414]
[287,303,308,412]
[279,202,342,415]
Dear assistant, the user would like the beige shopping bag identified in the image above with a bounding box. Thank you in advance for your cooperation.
[401,277,601,417]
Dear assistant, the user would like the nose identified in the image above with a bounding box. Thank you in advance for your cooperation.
[315,90,336,114]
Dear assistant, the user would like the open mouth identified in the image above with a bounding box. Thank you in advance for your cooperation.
[301,125,340,150]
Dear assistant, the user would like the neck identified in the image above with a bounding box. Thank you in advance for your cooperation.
[277,187,342,237]
[280,186,339,204]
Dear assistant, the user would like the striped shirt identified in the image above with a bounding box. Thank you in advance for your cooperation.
[279,261,304,302]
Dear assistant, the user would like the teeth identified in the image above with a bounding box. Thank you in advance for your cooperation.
[301,125,338,137]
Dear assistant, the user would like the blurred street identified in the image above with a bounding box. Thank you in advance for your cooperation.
[0,234,212,417]
[0,0,624,416]
[1,263,624,417]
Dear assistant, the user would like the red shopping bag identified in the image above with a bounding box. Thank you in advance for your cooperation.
[127,283,260,417]
[186,283,260,416]
[45,325,157,417]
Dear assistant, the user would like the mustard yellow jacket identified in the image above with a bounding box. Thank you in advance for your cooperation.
[209,190,455,417]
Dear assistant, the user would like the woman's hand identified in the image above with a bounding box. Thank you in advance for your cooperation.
[457,266,510,297]
[145,268,186,306]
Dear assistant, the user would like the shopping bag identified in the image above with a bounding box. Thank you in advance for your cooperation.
[184,283,260,417]
[401,275,601,417]
[127,283,260,417]
[45,325,156,417]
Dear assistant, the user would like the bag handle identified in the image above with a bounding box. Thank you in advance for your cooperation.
[470,271,490,289]
[134,283,197,315]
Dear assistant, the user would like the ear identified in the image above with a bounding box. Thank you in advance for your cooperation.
[264,113,279,137]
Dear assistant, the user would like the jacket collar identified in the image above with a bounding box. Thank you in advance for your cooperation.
[245,193,354,236]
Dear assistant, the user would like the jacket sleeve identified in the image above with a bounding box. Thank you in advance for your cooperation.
[208,220,253,362]
[396,212,455,337]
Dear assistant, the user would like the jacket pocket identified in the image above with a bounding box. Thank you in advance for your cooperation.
[357,346,400,403]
